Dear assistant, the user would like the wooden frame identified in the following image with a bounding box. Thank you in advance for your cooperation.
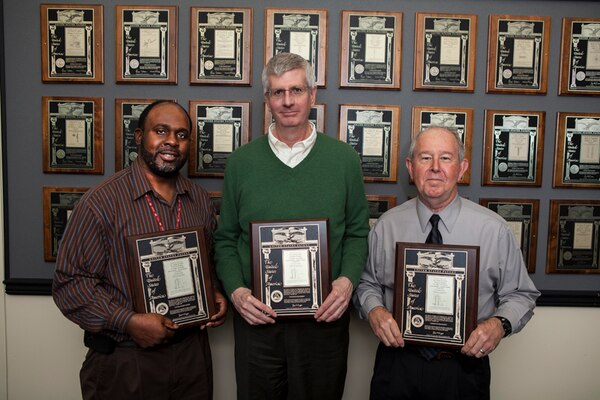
[263,103,325,134]
[486,15,551,95]
[42,96,103,174]
[190,7,252,86]
[482,109,545,187]
[558,17,600,96]
[553,112,600,188]
[414,12,477,92]
[366,195,397,229]
[411,106,473,185]
[339,10,402,90]
[208,192,222,220]
[479,198,539,273]
[116,5,177,84]
[338,104,400,183]
[43,186,88,261]
[265,8,328,87]
[188,100,251,178]
[547,200,600,274]
[40,4,104,83]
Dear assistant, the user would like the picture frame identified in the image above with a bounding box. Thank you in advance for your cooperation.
[190,7,252,86]
[116,5,177,84]
[366,195,397,229]
[265,8,328,87]
[546,200,600,274]
[552,112,600,188]
[40,4,104,83]
[263,103,325,134]
[414,12,477,92]
[558,17,600,96]
[482,109,545,186]
[338,104,400,183]
[479,198,539,273]
[486,15,551,95]
[411,106,474,185]
[208,192,222,221]
[43,186,88,261]
[339,10,402,90]
[42,96,103,174]
[188,100,251,178]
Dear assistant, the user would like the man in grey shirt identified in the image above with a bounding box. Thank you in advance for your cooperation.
[354,126,540,400]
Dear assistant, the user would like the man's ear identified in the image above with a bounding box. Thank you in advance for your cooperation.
[134,128,143,146]
[405,157,414,181]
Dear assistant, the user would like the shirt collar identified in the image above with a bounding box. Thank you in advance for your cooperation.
[416,195,462,234]
[130,156,191,202]
[267,121,316,151]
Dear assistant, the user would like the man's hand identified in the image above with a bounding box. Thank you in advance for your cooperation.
[231,287,276,325]
[367,306,404,347]
[126,313,178,348]
[461,317,504,358]
[203,290,228,329]
[314,276,353,322]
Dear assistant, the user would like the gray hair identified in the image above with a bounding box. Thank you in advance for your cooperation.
[262,53,316,94]
[407,126,465,161]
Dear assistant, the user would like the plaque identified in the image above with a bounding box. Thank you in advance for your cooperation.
[480,198,539,273]
[547,200,600,274]
[263,103,325,134]
[265,8,328,87]
[486,15,551,94]
[189,100,251,178]
[40,4,103,83]
[411,106,474,185]
[558,17,600,96]
[250,219,331,318]
[42,96,103,174]
[127,227,217,327]
[366,195,397,229]
[414,13,477,92]
[339,104,400,183]
[553,112,600,188]
[43,186,88,261]
[116,5,177,84]
[190,7,252,85]
[393,242,479,349]
[208,192,222,221]
[483,110,545,186]
[339,10,403,89]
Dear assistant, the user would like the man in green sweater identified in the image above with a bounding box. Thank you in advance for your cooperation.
[214,53,369,400]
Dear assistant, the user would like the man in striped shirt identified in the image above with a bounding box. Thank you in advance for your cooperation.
[53,100,227,400]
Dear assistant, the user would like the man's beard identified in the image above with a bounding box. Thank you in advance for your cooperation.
[139,141,187,178]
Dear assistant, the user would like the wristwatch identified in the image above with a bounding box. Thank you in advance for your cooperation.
[494,316,512,337]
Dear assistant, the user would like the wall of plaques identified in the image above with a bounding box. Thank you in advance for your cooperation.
[2,0,599,303]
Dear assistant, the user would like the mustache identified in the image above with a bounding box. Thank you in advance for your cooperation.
[155,146,181,157]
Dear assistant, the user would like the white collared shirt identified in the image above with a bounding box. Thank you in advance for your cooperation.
[267,122,317,168]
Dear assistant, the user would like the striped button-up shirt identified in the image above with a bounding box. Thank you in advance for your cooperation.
[52,157,216,342]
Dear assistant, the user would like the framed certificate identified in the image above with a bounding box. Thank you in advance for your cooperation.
[486,15,551,94]
[40,4,103,83]
[558,17,600,96]
[339,104,400,183]
[393,242,479,349]
[42,96,103,174]
[339,10,402,89]
[265,8,328,87]
[553,112,600,188]
[263,103,325,134]
[367,195,397,229]
[190,7,252,86]
[411,106,473,185]
[414,12,477,92]
[547,200,600,274]
[480,198,539,273]
[483,110,545,186]
[43,186,88,261]
[189,100,251,178]
[250,219,331,318]
[127,227,217,327]
[116,5,177,84]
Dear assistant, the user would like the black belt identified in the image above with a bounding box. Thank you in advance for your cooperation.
[404,344,461,361]
[84,328,197,354]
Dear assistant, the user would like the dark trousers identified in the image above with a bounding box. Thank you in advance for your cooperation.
[370,344,491,400]
[233,310,350,400]
[80,329,212,400]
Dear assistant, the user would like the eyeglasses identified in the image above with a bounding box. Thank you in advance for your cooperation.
[266,86,309,99]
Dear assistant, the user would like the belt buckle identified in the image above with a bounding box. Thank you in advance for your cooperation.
[435,350,455,360]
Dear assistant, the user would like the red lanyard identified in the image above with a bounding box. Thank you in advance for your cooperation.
[145,194,181,231]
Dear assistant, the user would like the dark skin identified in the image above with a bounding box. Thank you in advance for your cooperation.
[126,102,228,348]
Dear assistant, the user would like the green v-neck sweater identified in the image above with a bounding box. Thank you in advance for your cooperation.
[214,133,370,296]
